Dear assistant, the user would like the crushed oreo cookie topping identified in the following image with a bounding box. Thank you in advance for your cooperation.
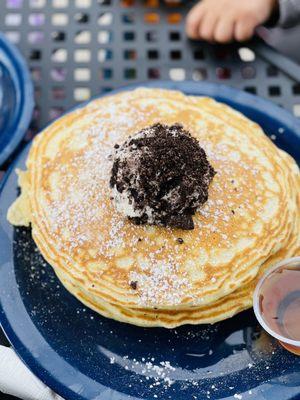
[110,123,216,230]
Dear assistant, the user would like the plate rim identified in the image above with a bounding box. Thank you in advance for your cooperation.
[0,32,34,166]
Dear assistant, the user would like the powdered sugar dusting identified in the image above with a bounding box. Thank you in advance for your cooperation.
[44,97,147,254]
[129,258,192,306]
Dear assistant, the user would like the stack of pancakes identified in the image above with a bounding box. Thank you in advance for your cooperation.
[8,88,300,328]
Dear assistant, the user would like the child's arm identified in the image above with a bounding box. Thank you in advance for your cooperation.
[279,0,300,28]
[186,0,278,42]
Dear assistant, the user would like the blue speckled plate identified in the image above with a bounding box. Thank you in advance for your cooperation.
[0,33,34,166]
[0,81,300,400]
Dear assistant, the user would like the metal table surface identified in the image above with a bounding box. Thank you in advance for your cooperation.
[1,0,300,398]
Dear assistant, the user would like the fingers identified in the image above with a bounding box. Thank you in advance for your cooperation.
[187,9,235,43]
[214,16,235,43]
[234,19,256,41]
[186,3,205,39]
[198,11,219,42]
[185,0,258,43]
[186,4,234,43]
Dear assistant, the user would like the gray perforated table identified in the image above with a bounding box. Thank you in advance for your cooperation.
[0,0,300,145]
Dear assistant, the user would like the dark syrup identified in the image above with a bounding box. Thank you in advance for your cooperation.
[259,266,300,354]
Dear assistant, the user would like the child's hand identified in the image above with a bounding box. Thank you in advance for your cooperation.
[186,0,278,43]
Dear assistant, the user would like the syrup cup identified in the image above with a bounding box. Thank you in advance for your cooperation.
[253,256,300,355]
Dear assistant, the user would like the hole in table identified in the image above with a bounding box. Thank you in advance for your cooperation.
[28,13,45,26]
[28,31,45,44]
[32,106,41,121]
[5,31,20,43]
[144,0,159,7]
[165,0,182,7]
[100,68,113,79]
[52,13,69,26]
[169,31,181,41]
[146,31,158,42]
[52,49,67,64]
[98,12,113,25]
[214,47,230,60]
[74,49,91,62]
[192,68,207,80]
[122,13,135,23]
[144,13,160,23]
[52,87,66,99]
[30,67,41,81]
[74,12,89,23]
[170,50,181,60]
[30,49,42,60]
[75,0,92,7]
[193,49,205,60]
[148,68,160,79]
[30,0,46,7]
[31,114,39,129]
[216,67,231,79]
[101,87,113,93]
[293,104,300,117]
[293,84,300,95]
[52,48,67,63]
[98,30,113,43]
[49,107,65,120]
[238,47,255,62]
[74,30,91,44]
[169,68,185,81]
[52,0,68,7]
[124,68,136,79]
[266,65,278,77]
[167,13,181,24]
[268,86,281,96]
[244,86,257,94]
[52,31,66,41]
[124,31,135,41]
[6,0,23,8]
[241,65,256,79]
[51,67,67,81]
[29,107,40,130]
[74,68,91,81]
[5,14,22,26]
[98,49,113,61]
[74,88,91,101]
[147,49,159,59]
[34,86,41,99]
[120,0,135,7]
[26,128,37,141]
[124,49,136,60]
[98,0,111,5]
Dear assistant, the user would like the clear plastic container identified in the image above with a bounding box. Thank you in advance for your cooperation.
[253,256,300,355]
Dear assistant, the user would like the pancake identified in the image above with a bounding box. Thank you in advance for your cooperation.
[7,88,300,327]
[39,152,300,327]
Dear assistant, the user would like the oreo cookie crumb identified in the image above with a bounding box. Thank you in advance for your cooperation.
[110,123,216,230]
[130,281,138,290]
[177,238,184,244]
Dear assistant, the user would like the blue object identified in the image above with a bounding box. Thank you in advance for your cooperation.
[0,33,34,166]
[0,81,299,400]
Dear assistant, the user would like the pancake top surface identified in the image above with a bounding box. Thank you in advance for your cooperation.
[9,88,300,309]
